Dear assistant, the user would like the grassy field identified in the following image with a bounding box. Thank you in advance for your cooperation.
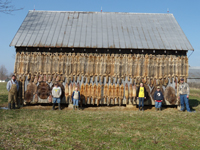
[0,83,200,149]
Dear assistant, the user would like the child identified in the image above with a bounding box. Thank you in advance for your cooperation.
[154,86,164,111]
[71,87,81,110]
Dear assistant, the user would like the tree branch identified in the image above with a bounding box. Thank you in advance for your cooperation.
[0,0,23,14]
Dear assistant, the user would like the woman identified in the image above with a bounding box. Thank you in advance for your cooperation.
[136,83,147,111]
[71,87,81,110]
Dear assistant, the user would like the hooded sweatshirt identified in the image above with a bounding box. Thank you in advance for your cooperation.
[154,91,164,102]
[52,86,62,98]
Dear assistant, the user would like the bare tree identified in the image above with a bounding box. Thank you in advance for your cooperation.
[0,65,8,79]
[0,0,23,14]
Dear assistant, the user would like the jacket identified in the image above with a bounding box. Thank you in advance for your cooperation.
[72,91,80,100]
[154,91,164,102]
[179,82,190,96]
[136,86,147,98]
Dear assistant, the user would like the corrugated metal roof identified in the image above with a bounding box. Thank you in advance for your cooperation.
[10,10,194,50]
[188,67,200,79]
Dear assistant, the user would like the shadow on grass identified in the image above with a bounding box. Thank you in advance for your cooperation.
[189,99,200,107]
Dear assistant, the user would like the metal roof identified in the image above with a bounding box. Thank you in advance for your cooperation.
[10,10,194,50]
[188,67,200,79]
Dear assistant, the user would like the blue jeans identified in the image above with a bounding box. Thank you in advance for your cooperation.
[53,98,60,104]
[73,99,79,106]
[155,101,162,108]
[139,97,144,108]
[180,94,191,112]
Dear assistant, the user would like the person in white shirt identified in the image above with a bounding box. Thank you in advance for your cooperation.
[52,82,62,110]
[6,75,19,109]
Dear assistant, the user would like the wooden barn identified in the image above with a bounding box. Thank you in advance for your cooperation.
[10,10,194,107]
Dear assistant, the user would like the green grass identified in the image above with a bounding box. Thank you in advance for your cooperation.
[0,82,8,106]
[0,83,200,149]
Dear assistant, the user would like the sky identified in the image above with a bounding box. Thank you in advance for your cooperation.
[0,0,200,74]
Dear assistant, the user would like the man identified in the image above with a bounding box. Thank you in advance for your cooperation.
[178,78,194,112]
[154,86,164,111]
[71,87,80,110]
[6,75,19,109]
[52,82,62,110]
[136,83,147,111]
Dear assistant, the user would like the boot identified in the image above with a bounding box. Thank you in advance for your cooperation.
[138,107,140,111]
[159,107,162,111]
[142,108,144,112]
[77,106,80,110]
[58,103,61,110]
[12,103,16,109]
[73,105,75,110]
[52,103,55,110]
[8,103,11,109]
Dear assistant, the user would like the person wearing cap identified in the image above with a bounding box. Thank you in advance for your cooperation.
[154,86,164,111]
[71,87,81,110]
[178,78,194,112]
[6,75,19,109]
[52,82,62,110]
[136,83,147,111]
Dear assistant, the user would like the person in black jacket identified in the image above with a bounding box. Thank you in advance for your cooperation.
[154,86,164,111]
[136,83,147,111]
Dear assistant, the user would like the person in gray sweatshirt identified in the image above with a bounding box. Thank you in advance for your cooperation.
[52,82,62,110]
[154,86,164,111]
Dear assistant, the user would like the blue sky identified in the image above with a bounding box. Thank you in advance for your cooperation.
[0,0,199,73]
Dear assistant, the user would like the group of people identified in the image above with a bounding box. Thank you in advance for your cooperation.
[136,78,194,112]
[6,75,194,112]
[136,83,164,111]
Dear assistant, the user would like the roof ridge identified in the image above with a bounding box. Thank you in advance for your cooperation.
[28,10,173,15]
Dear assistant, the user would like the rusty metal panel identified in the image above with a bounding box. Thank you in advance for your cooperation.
[50,12,65,47]
[120,14,131,48]
[56,12,70,47]
[68,12,78,47]
[106,13,114,48]
[112,13,120,48]
[74,12,83,47]
[117,14,126,49]
[62,12,74,47]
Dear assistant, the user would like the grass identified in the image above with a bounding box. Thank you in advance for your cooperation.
[0,82,8,106]
[0,83,200,149]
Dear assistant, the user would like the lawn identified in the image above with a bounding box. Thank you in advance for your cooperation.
[0,83,200,149]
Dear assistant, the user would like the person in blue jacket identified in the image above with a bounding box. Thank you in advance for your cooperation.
[71,87,80,110]
[154,86,164,111]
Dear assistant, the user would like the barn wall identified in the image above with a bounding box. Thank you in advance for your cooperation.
[15,51,188,105]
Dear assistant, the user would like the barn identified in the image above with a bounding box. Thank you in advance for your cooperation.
[10,10,194,107]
